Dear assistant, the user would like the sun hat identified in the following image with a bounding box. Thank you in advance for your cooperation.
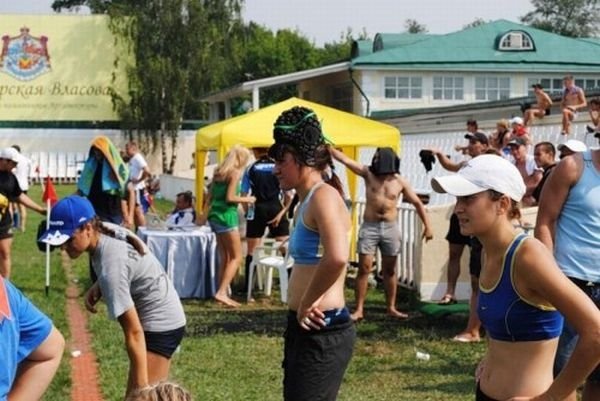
[0,147,20,163]
[557,139,587,153]
[431,154,526,202]
[510,116,524,125]
[464,132,489,145]
[38,195,96,246]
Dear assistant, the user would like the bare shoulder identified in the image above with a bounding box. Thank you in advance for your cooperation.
[552,153,583,184]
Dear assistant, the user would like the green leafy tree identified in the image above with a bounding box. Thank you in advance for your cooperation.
[463,18,487,29]
[521,0,600,37]
[405,19,428,33]
[53,0,244,173]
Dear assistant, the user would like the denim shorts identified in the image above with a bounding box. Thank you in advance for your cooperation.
[554,277,600,382]
[208,220,237,234]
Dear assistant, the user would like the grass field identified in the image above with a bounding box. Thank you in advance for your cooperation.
[13,184,485,401]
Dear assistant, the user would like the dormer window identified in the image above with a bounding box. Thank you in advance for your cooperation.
[497,31,535,51]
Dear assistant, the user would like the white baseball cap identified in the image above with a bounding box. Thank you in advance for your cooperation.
[557,139,587,153]
[510,116,524,125]
[431,154,526,202]
[0,147,19,163]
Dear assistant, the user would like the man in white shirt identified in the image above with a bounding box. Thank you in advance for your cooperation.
[165,191,196,227]
[10,145,31,232]
[125,141,151,227]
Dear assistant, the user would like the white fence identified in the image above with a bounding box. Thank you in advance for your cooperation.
[23,151,87,183]
[354,201,421,291]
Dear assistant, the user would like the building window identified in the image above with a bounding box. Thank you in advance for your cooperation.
[475,77,510,101]
[433,76,464,100]
[528,77,600,96]
[498,31,535,51]
[384,76,422,99]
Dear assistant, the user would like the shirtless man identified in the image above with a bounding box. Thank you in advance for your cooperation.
[523,84,553,126]
[561,75,587,136]
[508,137,543,206]
[586,98,600,134]
[330,147,433,321]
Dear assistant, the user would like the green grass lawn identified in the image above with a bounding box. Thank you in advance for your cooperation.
[13,184,485,401]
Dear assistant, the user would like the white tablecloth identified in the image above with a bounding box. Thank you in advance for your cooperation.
[138,226,218,299]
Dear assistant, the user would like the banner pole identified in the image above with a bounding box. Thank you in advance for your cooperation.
[45,198,51,296]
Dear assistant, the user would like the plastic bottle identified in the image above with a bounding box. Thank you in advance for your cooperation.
[246,204,255,221]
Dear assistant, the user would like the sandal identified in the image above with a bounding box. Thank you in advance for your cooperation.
[437,294,457,305]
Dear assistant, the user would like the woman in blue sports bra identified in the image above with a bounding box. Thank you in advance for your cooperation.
[268,106,355,401]
[432,154,600,401]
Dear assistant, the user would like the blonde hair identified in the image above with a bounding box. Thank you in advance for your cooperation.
[213,145,251,181]
[126,382,192,401]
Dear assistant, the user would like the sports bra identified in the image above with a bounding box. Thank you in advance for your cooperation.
[478,234,564,342]
[288,182,324,265]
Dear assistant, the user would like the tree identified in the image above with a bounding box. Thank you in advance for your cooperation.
[463,18,487,29]
[521,0,600,37]
[405,19,428,34]
[54,0,244,173]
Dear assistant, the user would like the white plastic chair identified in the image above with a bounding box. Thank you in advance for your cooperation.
[246,242,293,303]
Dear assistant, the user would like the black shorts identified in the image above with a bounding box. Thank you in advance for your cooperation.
[144,325,185,359]
[0,224,13,240]
[469,237,483,278]
[544,108,551,116]
[476,382,499,401]
[246,200,290,239]
[445,213,471,245]
[283,309,355,401]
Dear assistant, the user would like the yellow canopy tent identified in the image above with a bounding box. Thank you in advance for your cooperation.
[195,97,400,257]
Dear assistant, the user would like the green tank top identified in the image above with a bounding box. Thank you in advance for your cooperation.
[208,180,240,228]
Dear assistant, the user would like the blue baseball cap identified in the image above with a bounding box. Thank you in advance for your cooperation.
[38,195,96,246]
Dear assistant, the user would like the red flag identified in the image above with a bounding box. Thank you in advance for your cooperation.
[42,176,58,206]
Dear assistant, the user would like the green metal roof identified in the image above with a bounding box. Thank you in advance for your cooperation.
[351,40,373,58]
[372,33,435,51]
[353,20,600,69]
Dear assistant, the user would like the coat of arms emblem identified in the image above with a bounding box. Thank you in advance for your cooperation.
[0,27,51,81]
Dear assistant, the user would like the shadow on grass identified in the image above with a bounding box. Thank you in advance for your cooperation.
[184,303,289,337]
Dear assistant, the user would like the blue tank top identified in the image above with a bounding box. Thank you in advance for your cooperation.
[555,150,600,282]
[288,182,323,265]
[478,234,564,342]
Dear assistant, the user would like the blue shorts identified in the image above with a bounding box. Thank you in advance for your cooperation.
[554,277,600,382]
[144,325,185,359]
[208,220,237,234]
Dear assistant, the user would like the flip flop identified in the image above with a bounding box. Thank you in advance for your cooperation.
[437,295,457,305]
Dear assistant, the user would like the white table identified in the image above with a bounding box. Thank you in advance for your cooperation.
[138,226,218,299]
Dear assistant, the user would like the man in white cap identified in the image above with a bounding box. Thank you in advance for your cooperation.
[0,148,46,278]
[535,137,600,400]
[510,116,531,144]
[557,139,587,160]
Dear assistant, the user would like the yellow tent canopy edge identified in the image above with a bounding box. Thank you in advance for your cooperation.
[195,97,400,260]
